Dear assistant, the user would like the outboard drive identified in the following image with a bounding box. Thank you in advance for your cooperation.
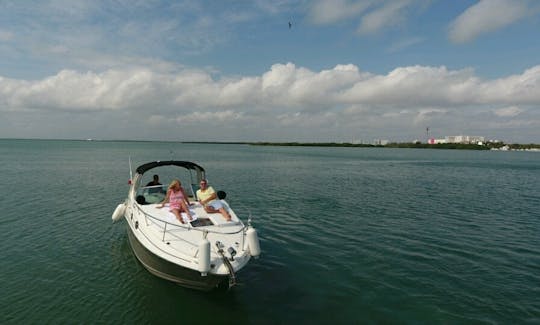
[216,241,236,288]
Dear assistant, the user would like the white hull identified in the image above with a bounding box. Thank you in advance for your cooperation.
[126,224,229,290]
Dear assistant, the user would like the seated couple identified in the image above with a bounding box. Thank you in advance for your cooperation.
[197,179,231,222]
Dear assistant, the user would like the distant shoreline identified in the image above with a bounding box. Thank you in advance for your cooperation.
[2,138,539,150]
[183,141,540,151]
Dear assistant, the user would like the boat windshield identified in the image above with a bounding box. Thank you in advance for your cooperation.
[132,161,204,205]
[136,184,167,204]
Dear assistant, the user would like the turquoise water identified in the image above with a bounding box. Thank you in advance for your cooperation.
[1,139,539,324]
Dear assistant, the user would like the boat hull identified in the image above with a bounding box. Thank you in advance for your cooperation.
[126,225,229,291]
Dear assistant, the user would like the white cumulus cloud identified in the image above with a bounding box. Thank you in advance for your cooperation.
[1,62,540,142]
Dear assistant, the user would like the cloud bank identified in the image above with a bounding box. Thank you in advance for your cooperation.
[1,63,539,142]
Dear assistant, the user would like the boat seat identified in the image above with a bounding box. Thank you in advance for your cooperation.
[191,184,200,200]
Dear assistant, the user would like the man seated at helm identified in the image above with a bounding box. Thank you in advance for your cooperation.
[145,174,164,193]
[196,179,231,221]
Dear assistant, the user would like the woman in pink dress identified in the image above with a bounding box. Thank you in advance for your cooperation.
[157,179,192,223]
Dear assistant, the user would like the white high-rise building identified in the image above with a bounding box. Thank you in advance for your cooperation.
[445,135,485,144]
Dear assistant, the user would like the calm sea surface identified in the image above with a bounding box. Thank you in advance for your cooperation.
[1,139,539,324]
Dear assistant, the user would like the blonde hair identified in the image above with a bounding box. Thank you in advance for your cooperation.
[168,179,181,190]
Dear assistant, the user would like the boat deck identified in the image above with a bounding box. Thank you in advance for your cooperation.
[138,201,242,228]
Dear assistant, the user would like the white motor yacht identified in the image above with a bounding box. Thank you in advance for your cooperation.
[112,160,260,291]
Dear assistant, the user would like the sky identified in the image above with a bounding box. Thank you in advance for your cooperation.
[1,0,539,143]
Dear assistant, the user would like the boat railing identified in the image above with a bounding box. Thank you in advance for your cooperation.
[133,203,247,239]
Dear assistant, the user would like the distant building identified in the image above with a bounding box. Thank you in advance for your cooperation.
[445,135,485,144]
[427,135,485,145]
[428,138,447,144]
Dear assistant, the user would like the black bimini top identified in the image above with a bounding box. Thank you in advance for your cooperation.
[135,160,205,175]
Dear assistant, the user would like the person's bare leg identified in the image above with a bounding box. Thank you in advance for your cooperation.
[204,205,230,221]
[172,209,184,223]
[204,206,218,213]
[181,201,192,221]
[219,208,231,221]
